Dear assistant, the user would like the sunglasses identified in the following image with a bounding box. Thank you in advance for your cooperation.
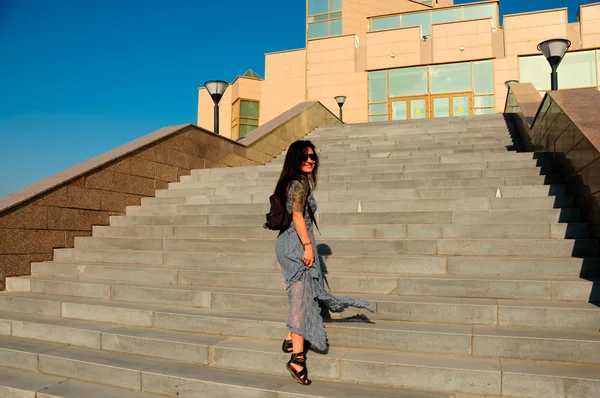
[301,153,318,162]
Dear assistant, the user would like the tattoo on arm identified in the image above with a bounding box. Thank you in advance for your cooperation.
[292,181,308,213]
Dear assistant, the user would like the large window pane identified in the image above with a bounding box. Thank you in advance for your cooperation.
[558,50,597,89]
[239,124,257,138]
[432,8,462,25]
[473,60,494,94]
[464,4,497,29]
[308,22,328,39]
[240,100,259,118]
[402,12,431,35]
[308,0,328,16]
[330,0,342,12]
[519,55,551,92]
[474,95,495,107]
[475,108,495,115]
[369,115,388,122]
[389,66,428,97]
[371,15,400,31]
[369,103,387,115]
[430,62,471,93]
[330,19,342,36]
[368,71,387,102]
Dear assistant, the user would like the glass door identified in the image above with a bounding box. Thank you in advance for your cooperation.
[390,100,408,120]
[431,93,472,118]
[410,98,427,119]
[389,96,429,120]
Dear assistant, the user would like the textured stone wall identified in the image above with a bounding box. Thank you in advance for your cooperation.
[0,101,341,288]
[506,86,600,238]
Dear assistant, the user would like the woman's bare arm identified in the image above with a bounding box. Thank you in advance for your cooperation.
[292,180,314,267]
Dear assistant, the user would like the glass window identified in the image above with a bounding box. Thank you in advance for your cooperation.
[308,22,328,39]
[308,14,329,23]
[368,71,387,102]
[330,19,342,36]
[474,95,495,107]
[371,15,401,31]
[432,8,463,25]
[240,117,258,125]
[389,66,428,97]
[473,60,494,94]
[475,108,495,115]
[240,100,259,118]
[239,124,257,138]
[330,0,342,12]
[369,103,387,115]
[330,11,342,19]
[519,55,551,92]
[402,12,431,36]
[558,50,597,89]
[463,4,497,29]
[308,0,328,16]
[430,62,471,93]
[369,115,388,122]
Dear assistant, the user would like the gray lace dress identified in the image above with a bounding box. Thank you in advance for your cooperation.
[275,178,374,353]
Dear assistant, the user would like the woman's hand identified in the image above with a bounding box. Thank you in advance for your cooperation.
[302,244,314,267]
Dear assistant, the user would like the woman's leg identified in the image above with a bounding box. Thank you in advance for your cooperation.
[291,332,304,353]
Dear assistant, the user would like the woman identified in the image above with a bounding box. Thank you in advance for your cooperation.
[274,140,374,386]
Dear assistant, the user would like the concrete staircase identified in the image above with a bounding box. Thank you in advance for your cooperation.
[1,114,599,397]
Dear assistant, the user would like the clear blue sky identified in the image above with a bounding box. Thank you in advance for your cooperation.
[0,0,588,196]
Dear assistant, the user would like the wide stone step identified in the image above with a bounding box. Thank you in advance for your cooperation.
[315,136,512,149]
[0,336,436,397]
[126,197,573,217]
[142,184,570,206]
[0,366,156,397]
[0,336,568,397]
[92,222,589,240]
[71,236,598,257]
[48,250,600,278]
[190,159,549,182]
[2,308,600,387]
[2,285,599,330]
[173,167,555,190]
[0,304,600,364]
[269,150,531,166]
[14,268,599,301]
[255,160,550,179]
[1,324,599,397]
[309,128,510,142]
[3,308,599,366]
[19,264,597,301]
[160,175,566,197]
[313,142,513,155]
[110,209,581,228]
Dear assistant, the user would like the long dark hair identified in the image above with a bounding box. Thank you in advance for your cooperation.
[274,140,319,201]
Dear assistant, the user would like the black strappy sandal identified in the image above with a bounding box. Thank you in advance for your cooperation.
[286,353,311,385]
[282,339,293,353]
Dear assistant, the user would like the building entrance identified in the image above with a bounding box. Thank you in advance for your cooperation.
[388,92,473,120]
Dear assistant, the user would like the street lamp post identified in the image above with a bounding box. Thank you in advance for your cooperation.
[504,80,519,89]
[204,80,229,134]
[334,96,347,122]
[537,39,571,91]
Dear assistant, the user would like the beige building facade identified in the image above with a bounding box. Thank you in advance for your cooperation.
[199,1,600,139]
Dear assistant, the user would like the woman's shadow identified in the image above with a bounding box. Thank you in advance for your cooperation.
[317,243,375,324]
